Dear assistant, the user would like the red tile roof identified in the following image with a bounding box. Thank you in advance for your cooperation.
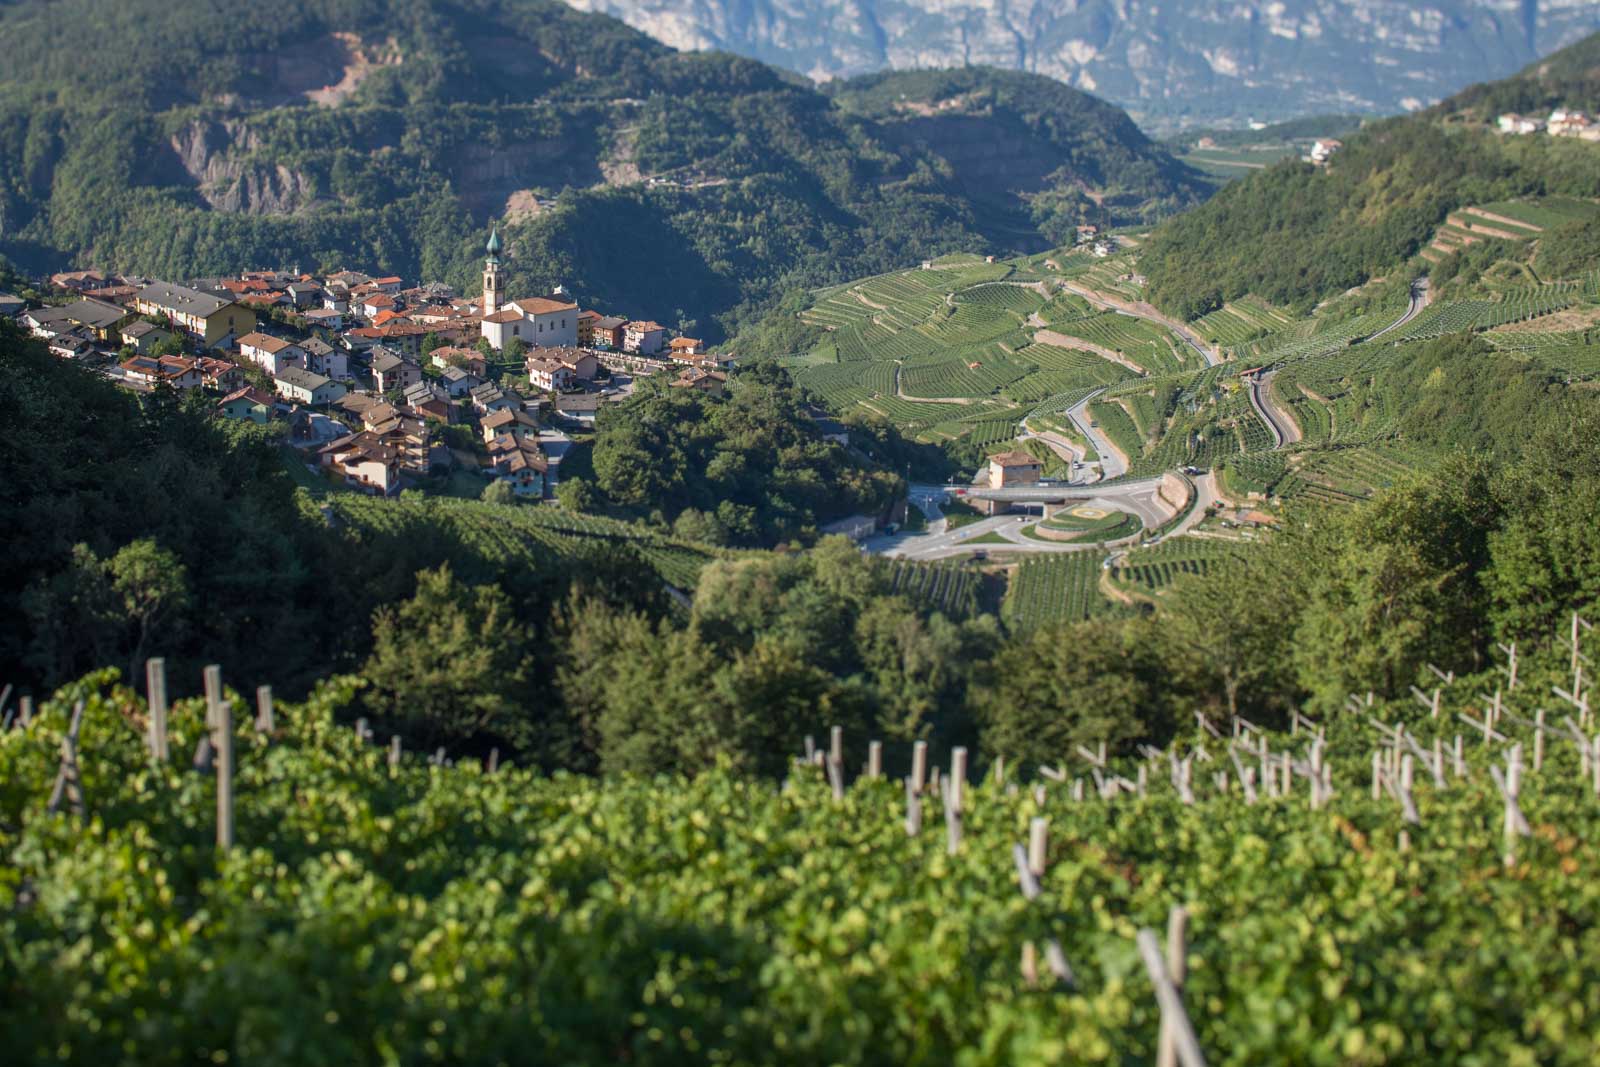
[512,297,579,315]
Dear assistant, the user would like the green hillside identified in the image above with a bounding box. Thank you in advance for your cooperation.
[1137,32,1600,321]
[0,1,1203,338]
[827,68,1211,244]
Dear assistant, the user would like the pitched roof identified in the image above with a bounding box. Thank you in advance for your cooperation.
[238,331,298,353]
[136,281,232,317]
[56,298,129,330]
[276,366,332,390]
[370,351,409,373]
[668,337,702,350]
[482,408,538,430]
[594,316,628,330]
[220,386,277,407]
[626,320,665,332]
[336,393,383,415]
[512,297,579,315]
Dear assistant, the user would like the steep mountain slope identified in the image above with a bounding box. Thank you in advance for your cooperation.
[561,0,1600,130]
[0,0,1202,337]
[1137,30,1600,319]
[828,69,1211,244]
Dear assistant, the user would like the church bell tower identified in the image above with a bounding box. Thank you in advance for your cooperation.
[482,223,505,315]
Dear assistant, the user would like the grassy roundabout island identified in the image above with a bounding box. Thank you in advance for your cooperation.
[1025,505,1143,542]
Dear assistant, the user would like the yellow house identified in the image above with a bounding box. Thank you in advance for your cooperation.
[133,282,256,348]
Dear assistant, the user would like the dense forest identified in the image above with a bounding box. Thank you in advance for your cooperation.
[1139,31,1600,319]
[0,0,1202,340]
[565,363,905,545]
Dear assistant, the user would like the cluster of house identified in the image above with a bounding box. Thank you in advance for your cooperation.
[1497,108,1600,140]
[5,226,737,500]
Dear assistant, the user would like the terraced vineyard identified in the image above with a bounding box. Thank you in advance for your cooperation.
[1036,291,1096,325]
[1048,313,1194,376]
[1025,385,1107,423]
[328,496,721,591]
[952,282,1046,314]
[1471,196,1600,232]
[900,350,1036,399]
[1391,284,1581,343]
[887,558,982,618]
[1193,297,1294,349]
[1104,375,1273,478]
[1088,396,1145,462]
[1237,306,1404,368]
[1272,443,1440,506]
[1111,539,1245,594]
[1219,451,1291,497]
[1001,553,1114,627]
[791,360,898,408]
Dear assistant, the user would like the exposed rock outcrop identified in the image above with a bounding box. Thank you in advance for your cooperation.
[167,120,315,215]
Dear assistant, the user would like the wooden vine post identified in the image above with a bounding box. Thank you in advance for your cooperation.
[1156,906,1190,1067]
[950,747,968,812]
[904,776,922,837]
[47,701,86,820]
[1138,917,1206,1067]
[145,658,169,762]
[215,695,234,852]
[255,686,274,734]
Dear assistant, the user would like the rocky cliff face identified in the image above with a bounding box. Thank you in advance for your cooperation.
[168,120,316,215]
[560,0,1600,129]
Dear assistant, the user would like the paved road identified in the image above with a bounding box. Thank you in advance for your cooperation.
[873,478,1180,560]
[1246,369,1300,448]
[1366,277,1430,343]
[1065,389,1126,480]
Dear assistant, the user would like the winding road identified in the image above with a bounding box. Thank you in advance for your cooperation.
[864,275,1434,564]
[1065,389,1127,480]
[1365,276,1431,342]
[1246,370,1301,448]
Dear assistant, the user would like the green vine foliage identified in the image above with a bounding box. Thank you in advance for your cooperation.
[5,670,1600,1064]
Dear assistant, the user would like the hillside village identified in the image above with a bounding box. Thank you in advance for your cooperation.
[1496,106,1600,139]
[5,227,734,500]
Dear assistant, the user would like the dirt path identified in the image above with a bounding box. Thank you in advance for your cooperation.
[1461,207,1543,233]
[1034,328,1148,376]
[1098,560,1141,607]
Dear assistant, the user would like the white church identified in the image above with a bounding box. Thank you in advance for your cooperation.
[477,224,579,350]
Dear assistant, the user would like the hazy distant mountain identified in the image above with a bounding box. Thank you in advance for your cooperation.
[560,0,1600,130]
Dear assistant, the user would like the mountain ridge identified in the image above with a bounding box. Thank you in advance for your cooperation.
[0,0,1202,336]
[561,0,1600,131]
